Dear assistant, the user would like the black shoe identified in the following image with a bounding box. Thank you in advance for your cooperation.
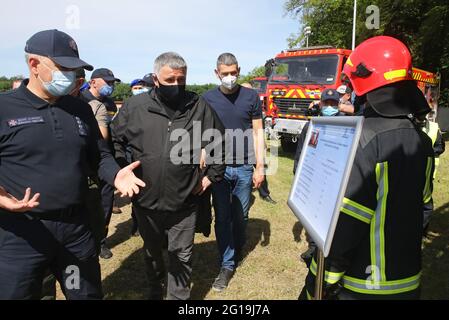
[262,195,277,204]
[100,245,113,259]
[212,268,234,292]
[131,230,140,237]
[131,224,140,237]
[112,206,122,214]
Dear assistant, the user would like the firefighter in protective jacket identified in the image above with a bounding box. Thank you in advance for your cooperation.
[301,36,435,300]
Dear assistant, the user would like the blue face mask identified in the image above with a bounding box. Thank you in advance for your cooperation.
[39,62,76,97]
[99,84,114,97]
[322,106,339,116]
[132,87,150,96]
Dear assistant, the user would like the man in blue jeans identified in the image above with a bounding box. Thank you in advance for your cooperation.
[203,53,265,292]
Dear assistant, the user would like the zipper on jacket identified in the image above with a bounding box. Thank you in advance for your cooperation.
[158,119,173,210]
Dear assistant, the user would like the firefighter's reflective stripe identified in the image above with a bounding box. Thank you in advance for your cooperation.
[422,122,440,179]
[435,157,440,179]
[310,258,345,285]
[372,162,389,282]
[384,69,407,81]
[423,121,439,146]
[341,198,374,224]
[423,157,433,204]
[306,290,313,300]
[342,273,421,295]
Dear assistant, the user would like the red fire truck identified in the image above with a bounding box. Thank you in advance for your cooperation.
[264,46,441,152]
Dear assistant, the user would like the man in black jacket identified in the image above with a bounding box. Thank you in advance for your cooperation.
[111,52,225,300]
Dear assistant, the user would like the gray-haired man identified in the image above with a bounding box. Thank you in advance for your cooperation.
[111,52,225,300]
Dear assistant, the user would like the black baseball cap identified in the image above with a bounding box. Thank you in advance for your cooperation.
[142,73,155,87]
[321,89,340,102]
[91,68,121,83]
[25,29,93,71]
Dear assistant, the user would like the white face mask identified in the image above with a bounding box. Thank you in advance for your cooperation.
[132,87,150,96]
[38,61,76,97]
[221,75,238,90]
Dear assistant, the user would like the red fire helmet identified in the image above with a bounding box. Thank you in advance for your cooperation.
[343,36,414,96]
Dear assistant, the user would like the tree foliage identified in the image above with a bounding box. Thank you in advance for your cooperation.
[0,76,24,92]
[111,82,132,101]
[187,84,217,95]
[238,66,267,84]
[284,0,449,107]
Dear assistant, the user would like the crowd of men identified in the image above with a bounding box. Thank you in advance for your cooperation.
[0,29,444,300]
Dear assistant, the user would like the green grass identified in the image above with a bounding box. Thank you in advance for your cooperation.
[96,141,449,300]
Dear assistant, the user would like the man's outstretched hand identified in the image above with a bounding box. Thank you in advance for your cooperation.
[0,187,40,213]
[114,161,146,198]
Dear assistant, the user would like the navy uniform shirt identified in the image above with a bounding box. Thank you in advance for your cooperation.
[202,86,262,165]
[0,80,120,213]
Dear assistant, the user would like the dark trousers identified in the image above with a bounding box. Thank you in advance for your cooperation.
[134,205,197,300]
[258,177,270,198]
[99,180,115,246]
[131,206,139,233]
[0,209,102,300]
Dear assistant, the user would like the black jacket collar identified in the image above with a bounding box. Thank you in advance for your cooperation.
[148,89,199,119]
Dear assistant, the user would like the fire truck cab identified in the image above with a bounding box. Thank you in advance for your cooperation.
[412,67,441,122]
[265,46,352,152]
[265,46,441,152]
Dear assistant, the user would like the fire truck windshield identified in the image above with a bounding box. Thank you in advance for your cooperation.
[269,54,339,85]
[251,80,267,94]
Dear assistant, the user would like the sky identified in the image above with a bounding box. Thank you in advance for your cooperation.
[0,0,300,84]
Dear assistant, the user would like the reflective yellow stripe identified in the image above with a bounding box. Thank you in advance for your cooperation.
[306,290,313,300]
[422,122,440,179]
[384,69,407,81]
[434,157,440,179]
[297,89,306,99]
[423,157,433,204]
[346,57,354,67]
[342,273,421,295]
[373,162,388,282]
[422,121,439,147]
[310,258,345,285]
[341,198,374,224]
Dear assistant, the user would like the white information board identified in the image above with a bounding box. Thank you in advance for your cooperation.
[288,117,364,257]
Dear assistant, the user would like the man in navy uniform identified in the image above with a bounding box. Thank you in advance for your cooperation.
[81,68,122,259]
[0,29,145,300]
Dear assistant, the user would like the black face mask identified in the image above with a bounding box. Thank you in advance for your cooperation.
[157,84,186,106]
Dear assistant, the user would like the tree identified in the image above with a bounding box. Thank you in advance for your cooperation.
[284,0,449,107]
[112,82,132,101]
[187,84,217,96]
[238,66,266,84]
[0,76,24,92]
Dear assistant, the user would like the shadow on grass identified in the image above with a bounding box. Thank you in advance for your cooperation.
[277,147,296,161]
[101,218,271,300]
[421,201,449,299]
[106,218,136,251]
[292,221,304,243]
